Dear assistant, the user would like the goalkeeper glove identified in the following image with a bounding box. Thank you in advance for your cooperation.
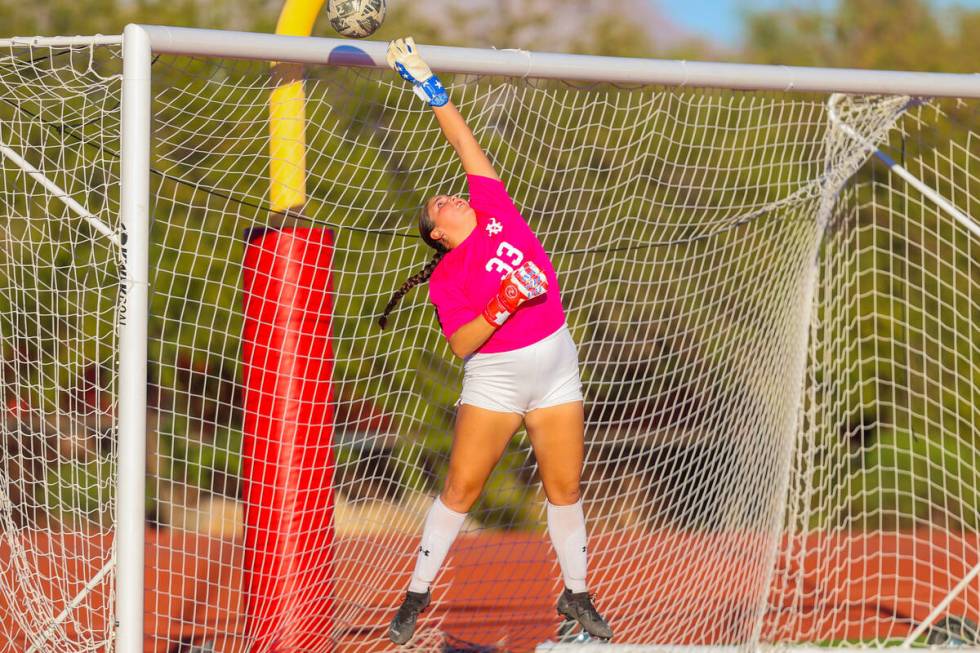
[482,261,548,328]
[385,37,449,107]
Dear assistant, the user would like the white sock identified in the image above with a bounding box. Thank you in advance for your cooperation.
[547,499,588,593]
[408,496,467,594]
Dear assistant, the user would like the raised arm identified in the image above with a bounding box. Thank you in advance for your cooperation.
[431,103,498,180]
[386,37,499,180]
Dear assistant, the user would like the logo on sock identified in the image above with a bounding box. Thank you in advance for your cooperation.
[419,546,430,557]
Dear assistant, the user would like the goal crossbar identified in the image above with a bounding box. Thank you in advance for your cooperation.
[132,24,980,97]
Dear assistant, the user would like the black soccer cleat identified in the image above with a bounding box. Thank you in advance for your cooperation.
[557,588,613,640]
[388,589,431,645]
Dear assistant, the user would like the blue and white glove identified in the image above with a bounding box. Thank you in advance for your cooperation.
[385,37,449,107]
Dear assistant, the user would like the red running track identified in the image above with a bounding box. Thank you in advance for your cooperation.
[1,528,977,651]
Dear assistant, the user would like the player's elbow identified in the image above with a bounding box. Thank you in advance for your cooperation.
[449,340,471,359]
[448,333,473,359]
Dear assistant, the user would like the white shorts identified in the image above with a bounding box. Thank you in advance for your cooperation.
[458,324,584,415]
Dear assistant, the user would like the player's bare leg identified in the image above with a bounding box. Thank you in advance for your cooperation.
[441,403,524,512]
[389,404,522,645]
[524,400,585,505]
[525,401,613,640]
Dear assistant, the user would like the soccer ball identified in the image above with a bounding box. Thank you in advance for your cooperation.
[326,0,387,39]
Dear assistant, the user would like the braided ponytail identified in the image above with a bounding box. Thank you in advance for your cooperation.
[378,201,451,330]
[377,250,445,329]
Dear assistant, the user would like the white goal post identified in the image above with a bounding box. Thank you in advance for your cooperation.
[0,23,977,653]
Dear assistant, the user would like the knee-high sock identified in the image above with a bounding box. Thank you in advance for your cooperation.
[408,496,468,594]
[547,499,588,593]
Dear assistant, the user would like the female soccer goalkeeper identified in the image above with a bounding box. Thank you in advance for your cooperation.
[377,38,612,645]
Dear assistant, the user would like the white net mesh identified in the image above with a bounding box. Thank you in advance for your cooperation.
[773,98,980,646]
[0,35,977,653]
[0,41,121,653]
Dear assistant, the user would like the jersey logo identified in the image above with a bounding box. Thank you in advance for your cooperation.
[485,217,503,237]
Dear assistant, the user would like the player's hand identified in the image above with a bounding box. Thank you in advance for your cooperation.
[386,37,449,107]
[386,37,433,82]
[482,261,548,328]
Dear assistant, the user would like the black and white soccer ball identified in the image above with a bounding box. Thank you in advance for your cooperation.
[326,0,386,39]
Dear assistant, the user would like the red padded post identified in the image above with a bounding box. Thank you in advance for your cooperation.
[241,227,335,652]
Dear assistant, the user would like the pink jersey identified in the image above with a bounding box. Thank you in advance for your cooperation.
[428,174,566,354]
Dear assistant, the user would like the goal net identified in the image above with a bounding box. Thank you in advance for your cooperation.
[0,30,976,653]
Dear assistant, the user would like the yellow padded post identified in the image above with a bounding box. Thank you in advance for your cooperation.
[269,0,325,214]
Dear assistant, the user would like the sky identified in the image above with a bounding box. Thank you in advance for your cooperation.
[654,0,980,45]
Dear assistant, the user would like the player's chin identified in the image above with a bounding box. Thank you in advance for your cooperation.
[449,209,474,226]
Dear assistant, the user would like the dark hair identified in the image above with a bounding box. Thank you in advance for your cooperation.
[377,203,448,329]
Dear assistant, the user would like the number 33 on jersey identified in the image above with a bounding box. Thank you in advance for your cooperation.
[485,240,525,278]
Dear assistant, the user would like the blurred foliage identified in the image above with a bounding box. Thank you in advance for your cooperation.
[0,0,976,534]
[742,0,979,73]
[41,457,115,528]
